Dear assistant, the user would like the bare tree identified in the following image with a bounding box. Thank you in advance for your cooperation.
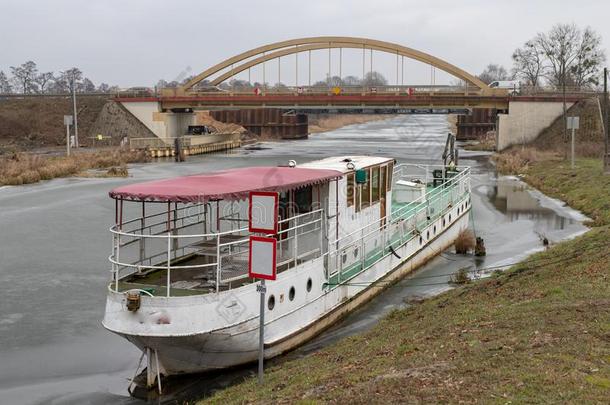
[0,71,11,93]
[477,64,510,84]
[362,71,387,86]
[79,77,96,92]
[10,61,39,93]
[61,67,83,92]
[512,41,546,86]
[342,75,361,86]
[535,23,605,89]
[36,72,54,93]
[327,75,343,87]
[570,27,606,88]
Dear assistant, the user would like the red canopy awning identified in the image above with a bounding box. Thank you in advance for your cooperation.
[109,166,343,203]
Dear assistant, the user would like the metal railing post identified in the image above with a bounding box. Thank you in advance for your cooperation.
[114,233,119,292]
[360,229,365,271]
[216,234,221,293]
[166,233,171,297]
[293,219,298,269]
[139,205,145,266]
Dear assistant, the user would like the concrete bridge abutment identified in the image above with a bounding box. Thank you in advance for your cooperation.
[496,101,574,151]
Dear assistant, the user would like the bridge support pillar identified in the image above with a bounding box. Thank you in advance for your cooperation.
[496,101,574,151]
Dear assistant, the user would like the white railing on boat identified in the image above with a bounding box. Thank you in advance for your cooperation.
[107,163,470,297]
[109,208,324,296]
[325,164,470,284]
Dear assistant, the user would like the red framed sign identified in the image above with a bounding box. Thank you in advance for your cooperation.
[249,191,279,234]
[248,236,277,280]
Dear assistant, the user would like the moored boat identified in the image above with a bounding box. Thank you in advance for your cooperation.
[102,155,471,391]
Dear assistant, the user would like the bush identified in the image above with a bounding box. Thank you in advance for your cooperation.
[454,229,475,254]
[450,267,471,284]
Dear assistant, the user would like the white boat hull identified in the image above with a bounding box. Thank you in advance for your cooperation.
[103,201,470,376]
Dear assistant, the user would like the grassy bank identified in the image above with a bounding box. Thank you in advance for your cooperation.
[199,155,609,404]
[0,149,149,186]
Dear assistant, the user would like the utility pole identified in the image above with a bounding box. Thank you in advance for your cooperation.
[562,66,567,160]
[71,75,79,148]
[604,67,610,174]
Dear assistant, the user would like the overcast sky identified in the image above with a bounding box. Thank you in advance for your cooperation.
[1,0,608,88]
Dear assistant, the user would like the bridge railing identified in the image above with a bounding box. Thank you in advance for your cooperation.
[518,85,600,97]
[184,84,484,96]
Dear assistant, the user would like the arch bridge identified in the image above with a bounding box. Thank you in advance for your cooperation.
[152,36,513,110]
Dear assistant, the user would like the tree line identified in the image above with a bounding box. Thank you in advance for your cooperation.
[0,61,118,94]
[478,23,606,89]
[156,71,389,91]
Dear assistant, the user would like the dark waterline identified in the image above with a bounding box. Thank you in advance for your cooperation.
[0,115,588,404]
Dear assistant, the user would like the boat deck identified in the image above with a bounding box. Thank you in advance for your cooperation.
[117,179,466,297]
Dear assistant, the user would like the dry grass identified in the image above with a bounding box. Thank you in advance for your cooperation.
[493,146,560,174]
[0,149,149,186]
[454,229,475,254]
[463,131,496,152]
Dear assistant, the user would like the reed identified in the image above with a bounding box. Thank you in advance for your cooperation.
[0,149,149,186]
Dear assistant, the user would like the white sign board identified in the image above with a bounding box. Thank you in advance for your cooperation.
[567,116,580,130]
[248,236,277,280]
[249,191,279,234]
[63,115,73,126]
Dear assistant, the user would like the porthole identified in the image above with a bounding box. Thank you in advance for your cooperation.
[342,253,347,264]
[268,295,275,310]
[442,217,446,227]
[449,214,452,222]
[289,286,295,301]
[306,278,312,292]
[354,248,359,258]
[426,230,430,239]
[433,225,437,235]
[419,236,423,245]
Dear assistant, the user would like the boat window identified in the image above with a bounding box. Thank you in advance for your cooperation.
[289,286,295,301]
[346,172,355,207]
[294,186,313,213]
[361,168,371,209]
[268,295,275,310]
[371,166,380,203]
[387,161,394,192]
[355,180,361,212]
[380,165,387,202]
[306,278,312,292]
[278,191,290,219]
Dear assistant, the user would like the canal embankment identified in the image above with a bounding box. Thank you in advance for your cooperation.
[198,155,610,403]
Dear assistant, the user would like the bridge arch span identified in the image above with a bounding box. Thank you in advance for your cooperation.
[181,36,490,93]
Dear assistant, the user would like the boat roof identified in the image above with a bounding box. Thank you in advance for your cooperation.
[300,156,393,173]
[109,166,342,203]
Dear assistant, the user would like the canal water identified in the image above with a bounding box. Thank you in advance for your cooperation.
[0,115,589,404]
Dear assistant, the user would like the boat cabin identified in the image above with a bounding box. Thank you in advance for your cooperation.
[108,156,395,297]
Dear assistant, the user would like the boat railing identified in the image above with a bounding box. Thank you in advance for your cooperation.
[108,208,324,296]
[325,165,470,282]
